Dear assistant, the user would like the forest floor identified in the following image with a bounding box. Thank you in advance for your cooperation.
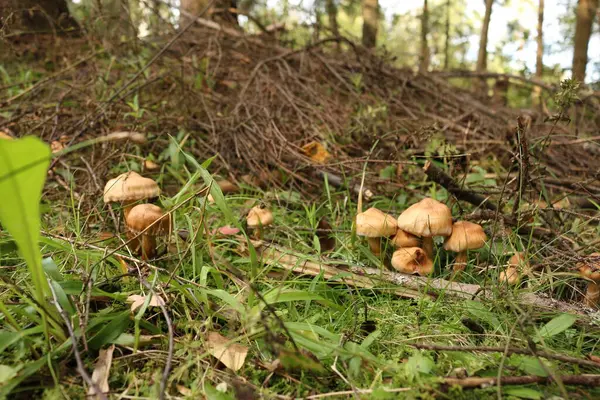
[1,24,600,400]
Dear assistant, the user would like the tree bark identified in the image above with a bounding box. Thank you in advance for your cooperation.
[325,0,339,38]
[572,0,598,83]
[362,0,378,48]
[533,0,544,105]
[0,0,79,33]
[444,0,451,70]
[419,0,430,72]
[475,0,494,94]
[180,0,239,26]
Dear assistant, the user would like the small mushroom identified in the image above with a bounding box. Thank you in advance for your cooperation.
[247,205,274,238]
[443,221,487,274]
[103,171,160,218]
[355,208,397,256]
[391,247,434,276]
[499,266,520,286]
[578,253,600,308]
[499,252,531,285]
[397,198,453,259]
[125,204,171,260]
[390,229,421,249]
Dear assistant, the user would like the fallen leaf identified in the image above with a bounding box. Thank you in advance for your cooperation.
[301,141,331,164]
[176,384,193,396]
[88,344,115,399]
[50,141,64,153]
[144,159,160,171]
[126,294,165,312]
[206,331,248,372]
[0,131,13,140]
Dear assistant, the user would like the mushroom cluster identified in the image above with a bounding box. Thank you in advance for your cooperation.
[355,197,488,278]
[578,253,600,308]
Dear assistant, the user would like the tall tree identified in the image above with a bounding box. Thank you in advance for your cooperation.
[325,0,339,38]
[180,0,239,26]
[572,0,598,83]
[0,0,78,33]
[475,0,494,94]
[420,0,430,71]
[362,0,378,48]
[533,0,544,104]
[444,0,451,70]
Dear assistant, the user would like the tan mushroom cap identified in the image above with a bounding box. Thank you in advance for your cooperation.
[103,171,160,203]
[579,252,600,281]
[500,266,520,285]
[247,206,274,228]
[391,247,434,276]
[390,229,421,248]
[397,198,453,238]
[355,208,397,238]
[444,221,487,252]
[125,204,171,234]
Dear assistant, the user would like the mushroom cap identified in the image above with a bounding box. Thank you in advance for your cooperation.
[390,229,421,248]
[500,266,520,285]
[443,221,487,252]
[103,171,160,203]
[247,206,274,228]
[396,198,453,238]
[125,204,171,235]
[217,179,239,194]
[355,208,397,238]
[391,247,433,276]
[579,253,600,281]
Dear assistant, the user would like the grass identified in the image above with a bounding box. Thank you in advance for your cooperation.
[1,143,600,400]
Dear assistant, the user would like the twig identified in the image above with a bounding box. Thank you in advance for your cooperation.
[443,374,600,388]
[411,344,600,369]
[47,281,107,400]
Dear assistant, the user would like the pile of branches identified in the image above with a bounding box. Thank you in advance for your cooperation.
[1,19,600,297]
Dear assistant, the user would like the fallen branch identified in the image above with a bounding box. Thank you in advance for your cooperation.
[257,244,587,316]
[412,344,600,369]
[443,374,600,388]
[423,161,497,211]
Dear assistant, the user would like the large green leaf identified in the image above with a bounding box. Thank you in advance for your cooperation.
[0,137,51,304]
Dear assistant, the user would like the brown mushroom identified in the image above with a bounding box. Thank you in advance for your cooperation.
[390,229,421,249]
[500,252,531,285]
[397,198,453,259]
[391,247,434,276]
[355,208,397,256]
[103,171,160,218]
[443,221,487,274]
[247,205,274,238]
[499,266,520,286]
[125,204,171,260]
[578,253,600,308]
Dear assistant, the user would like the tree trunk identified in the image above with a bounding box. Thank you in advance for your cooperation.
[362,0,378,48]
[325,0,339,38]
[0,0,79,33]
[572,0,598,83]
[533,0,544,105]
[444,0,451,70]
[475,0,494,95]
[419,0,430,72]
[180,0,239,26]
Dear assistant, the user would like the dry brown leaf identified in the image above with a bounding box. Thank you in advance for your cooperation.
[0,131,13,140]
[301,141,332,164]
[176,384,193,396]
[88,344,114,399]
[50,141,65,153]
[144,159,160,171]
[126,294,166,312]
[206,331,248,372]
[98,131,147,144]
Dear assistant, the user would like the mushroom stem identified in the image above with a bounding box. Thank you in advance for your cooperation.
[453,251,468,273]
[141,235,157,260]
[422,237,434,259]
[584,282,600,308]
[126,231,141,254]
[367,237,382,256]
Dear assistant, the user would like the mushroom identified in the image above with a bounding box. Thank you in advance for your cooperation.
[391,247,434,276]
[103,171,160,218]
[499,266,520,286]
[247,205,274,238]
[396,198,453,259]
[499,252,531,285]
[443,221,487,274]
[355,208,397,256]
[578,253,600,308]
[390,229,421,249]
[125,204,171,260]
